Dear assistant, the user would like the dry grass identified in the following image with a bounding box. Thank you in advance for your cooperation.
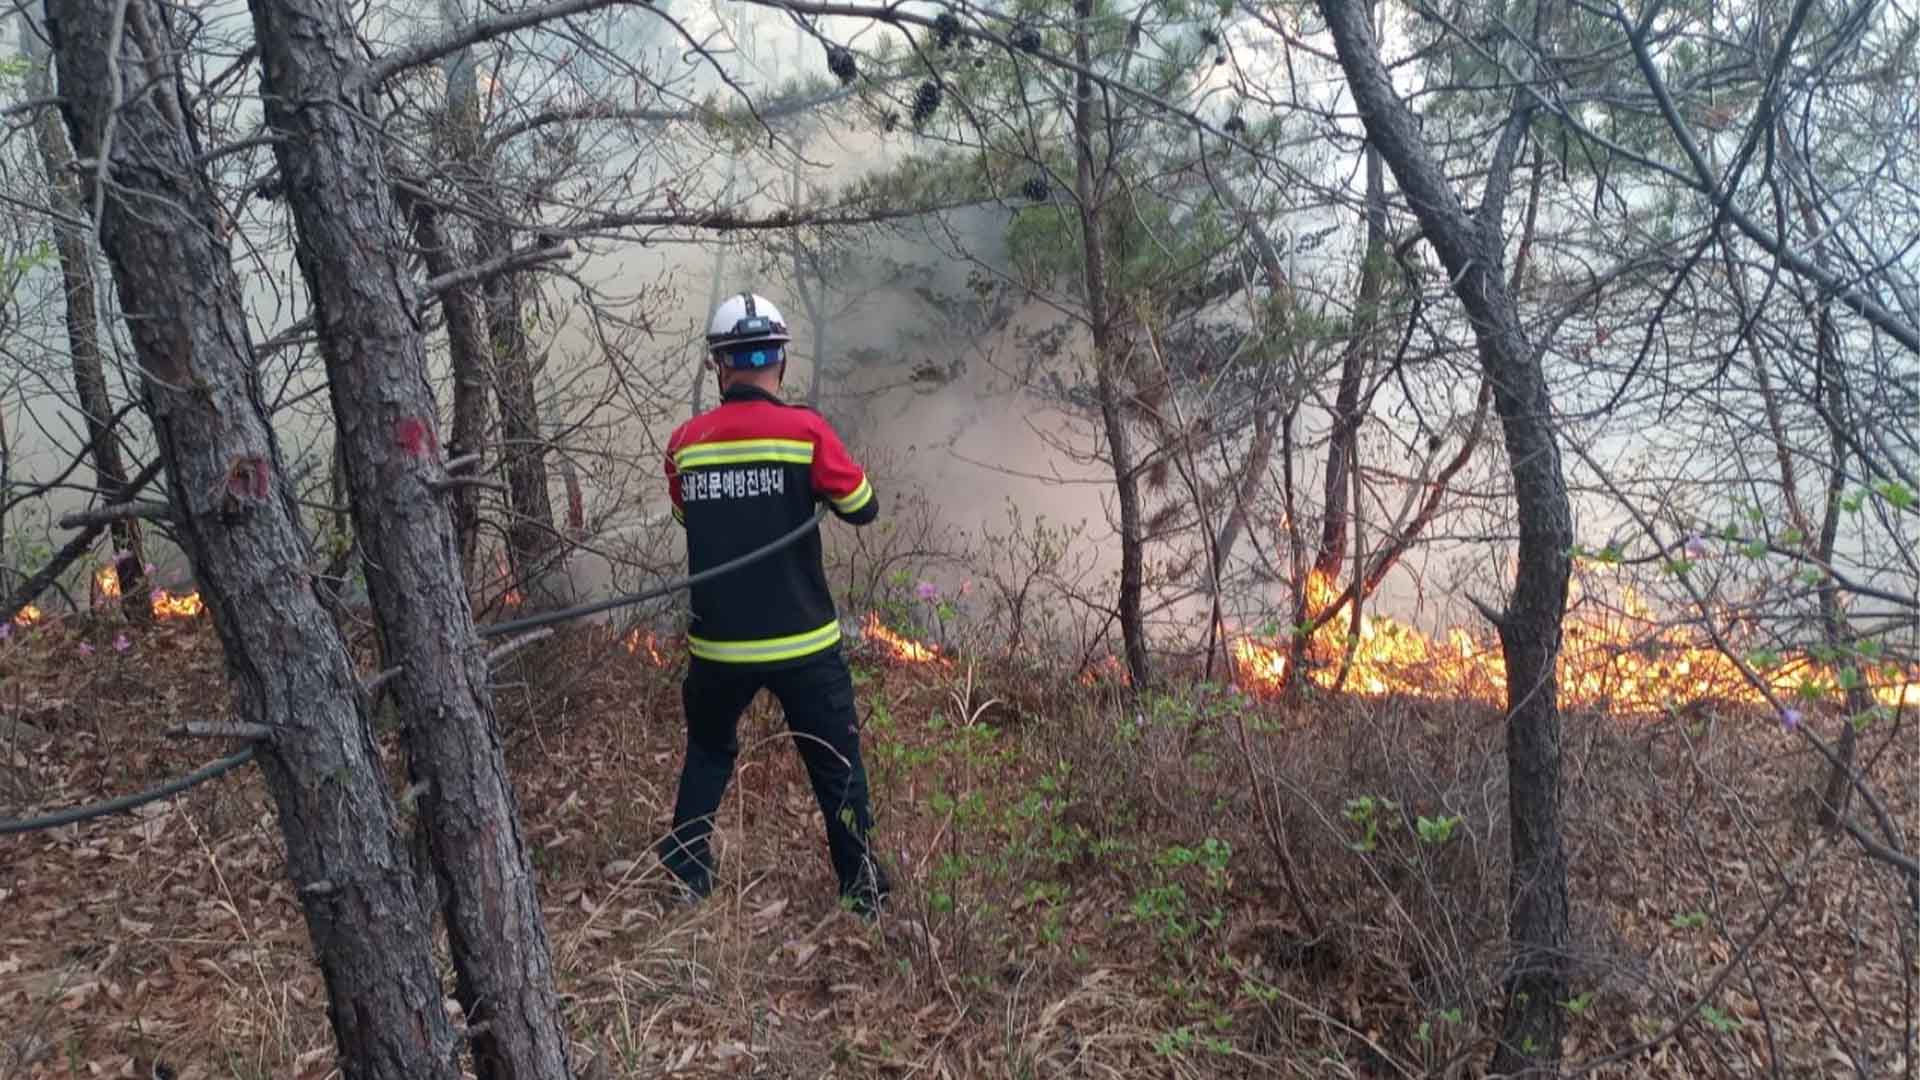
[1,612,1914,1078]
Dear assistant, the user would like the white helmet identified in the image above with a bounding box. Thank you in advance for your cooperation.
[706,291,792,368]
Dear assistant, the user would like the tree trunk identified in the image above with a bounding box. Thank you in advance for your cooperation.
[1286,137,1387,690]
[44,3,460,1075]
[479,225,561,606]
[21,22,148,622]
[1317,0,1574,1071]
[693,177,735,416]
[1073,6,1151,690]
[405,199,486,582]
[1312,141,1386,584]
[1211,403,1277,570]
[1777,130,1872,833]
[245,0,573,1076]
[1810,303,1869,830]
[429,0,557,607]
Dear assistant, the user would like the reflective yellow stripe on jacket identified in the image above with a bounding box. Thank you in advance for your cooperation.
[831,476,873,514]
[675,438,814,470]
[687,619,841,664]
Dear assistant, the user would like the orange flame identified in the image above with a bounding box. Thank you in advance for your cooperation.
[1078,654,1132,688]
[1229,570,1920,714]
[863,613,948,666]
[95,566,205,620]
[151,590,206,618]
[623,628,668,666]
[13,605,42,626]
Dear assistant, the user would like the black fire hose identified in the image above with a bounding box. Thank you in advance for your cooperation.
[0,505,831,836]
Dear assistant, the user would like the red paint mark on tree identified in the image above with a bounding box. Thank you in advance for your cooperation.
[227,455,270,499]
[395,416,439,459]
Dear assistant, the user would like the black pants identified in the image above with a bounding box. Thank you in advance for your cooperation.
[657,647,887,899]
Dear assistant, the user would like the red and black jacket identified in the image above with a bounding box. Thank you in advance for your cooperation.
[665,385,878,666]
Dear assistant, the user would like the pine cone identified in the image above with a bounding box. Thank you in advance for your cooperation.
[827,46,858,84]
[912,79,942,126]
[935,12,960,49]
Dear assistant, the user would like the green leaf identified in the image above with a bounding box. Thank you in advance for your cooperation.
[1699,1004,1742,1033]
[1875,480,1914,509]
[1416,814,1463,845]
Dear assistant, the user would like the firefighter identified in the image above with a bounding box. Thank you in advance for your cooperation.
[656,291,891,917]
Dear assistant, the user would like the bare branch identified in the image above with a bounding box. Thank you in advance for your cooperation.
[56,499,176,528]
[168,721,276,741]
[1610,0,1920,354]
[420,239,571,298]
[361,0,628,90]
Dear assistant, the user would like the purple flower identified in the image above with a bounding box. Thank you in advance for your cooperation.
[1781,708,1802,733]
[915,581,940,602]
[1684,535,1710,559]
[78,642,95,656]
[142,562,157,575]
[0,623,11,642]
[150,589,165,604]
[112,633,131,653]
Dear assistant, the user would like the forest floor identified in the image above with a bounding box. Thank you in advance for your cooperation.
[2,610,1915,1079]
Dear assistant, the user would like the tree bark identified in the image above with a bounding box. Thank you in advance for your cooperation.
[1312,141,1386,585]
[428,0,557,606]
[1286,136,1387,690]
[1810,300,1869,830]
[1211,403,1277,571]
[1317,0,1574,1071]
[405,198,487,582]
[43,3,460,1075]
[244,0,573,1076]
[1073,5,1151,690]
[21,20,148,622]
[480,223,561,606]
[1776,128,1873,832]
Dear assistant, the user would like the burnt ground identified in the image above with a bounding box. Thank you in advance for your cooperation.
[2,611,1914,1078]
